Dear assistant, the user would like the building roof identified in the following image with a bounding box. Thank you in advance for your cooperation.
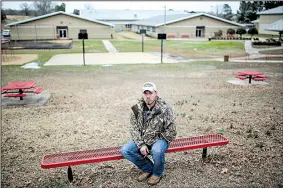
[265,19,283,32]
[132,13,244,27]
[5,11,114,27]
[257,6,283,15]
[80,9,189,21]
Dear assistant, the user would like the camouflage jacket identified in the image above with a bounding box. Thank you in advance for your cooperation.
[130,97,177,148]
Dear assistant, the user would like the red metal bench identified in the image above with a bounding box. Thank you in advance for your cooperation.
[33,87,44,94]
[3,93,27,98]
[41,134,229,182]
[167,35,176,38]
[181,34,189,38]
[1,89,7,94]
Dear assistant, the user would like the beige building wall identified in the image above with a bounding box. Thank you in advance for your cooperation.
[132,15,241,38]
[164,16,240,38]
[8,14,114,40]
[258,15,282,35]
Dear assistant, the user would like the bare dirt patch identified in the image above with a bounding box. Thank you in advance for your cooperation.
[1,62,283,187]
[1,54,38,65]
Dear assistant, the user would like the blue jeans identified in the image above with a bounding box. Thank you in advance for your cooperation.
[120,139,169,177]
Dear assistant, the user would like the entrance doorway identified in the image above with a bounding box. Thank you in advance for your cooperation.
[196,26,205,37]
[57,26,68,39]
[59,29,67,39]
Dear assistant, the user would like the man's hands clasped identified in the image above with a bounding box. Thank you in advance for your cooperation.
[140,145,149,157]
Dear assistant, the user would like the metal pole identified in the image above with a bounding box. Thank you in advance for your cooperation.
[164,6,166,31]
[35,25,38,43]
[161,39,163,63]
[53,25,55,44]
[16,25,20,43]
[83,38,85,66]
[142,34,144,52]
[202,148,207,158]
[164,6,166,54]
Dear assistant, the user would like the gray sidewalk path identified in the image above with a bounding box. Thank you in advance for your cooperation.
[102,40,118,53]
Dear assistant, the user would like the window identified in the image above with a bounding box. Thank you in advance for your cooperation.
[152,27,156,33]
[137,26,140,29]
[147,26,150,31]
[80,29,87,34]
[125,24,132,28]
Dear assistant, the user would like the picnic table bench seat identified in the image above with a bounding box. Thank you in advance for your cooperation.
[33,87,44,94]
[235,75,247,80]
[253,77,267,81]
[3,93,27,98]
[41,134,229,182]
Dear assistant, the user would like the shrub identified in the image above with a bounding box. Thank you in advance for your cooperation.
[252,41,281,46]
[248,27,259,37]
[227,28,236,35]
[214,30,223,37]
[236,27,246,39]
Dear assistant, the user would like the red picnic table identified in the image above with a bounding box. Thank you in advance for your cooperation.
[1,81,44,100]
[236,71,266,84]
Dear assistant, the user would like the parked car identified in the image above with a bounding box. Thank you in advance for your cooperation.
[2,30,11,37]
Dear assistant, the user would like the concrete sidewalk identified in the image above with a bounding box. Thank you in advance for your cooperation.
[102,40,118,53]
[44,52,179,66]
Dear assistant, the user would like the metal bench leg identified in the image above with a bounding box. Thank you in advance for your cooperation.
[202,148,207,159]
[68,166,73,182]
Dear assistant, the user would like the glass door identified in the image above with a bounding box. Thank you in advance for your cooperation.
[59,29,67,39]
[196,29,202,37]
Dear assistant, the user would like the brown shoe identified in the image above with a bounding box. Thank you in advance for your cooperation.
[147,175,161,185]
[137,172,151,182]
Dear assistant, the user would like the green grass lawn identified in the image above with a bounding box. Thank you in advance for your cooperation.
[8,40,245,66]
[259,49,283,55]
[12,40,107,66]
[112,40,244,52]
[111,40,245,58]
[1,61,229,81]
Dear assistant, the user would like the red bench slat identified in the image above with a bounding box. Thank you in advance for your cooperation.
[3,94,27,97]
[235,75,247,80]
[41,134,229,169]
[1,89,7,94]
[253,77,266,81]
[33,87,44,94]
[255,75,266,78]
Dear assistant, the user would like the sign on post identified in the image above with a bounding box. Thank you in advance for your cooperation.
[157,33,167,63]
[140,29,146,52]
[78,32,88,66]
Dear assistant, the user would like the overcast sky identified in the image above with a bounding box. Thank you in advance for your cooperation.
[2,1,240,14]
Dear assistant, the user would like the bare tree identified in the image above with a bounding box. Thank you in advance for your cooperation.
[214,4,224,17]
[33,0,55,16]
[84,3,94,10]
[20,3,31,16]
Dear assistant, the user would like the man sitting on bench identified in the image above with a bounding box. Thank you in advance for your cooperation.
[120,82,177,185]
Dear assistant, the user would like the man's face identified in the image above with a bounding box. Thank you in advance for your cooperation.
[143,90,157,106]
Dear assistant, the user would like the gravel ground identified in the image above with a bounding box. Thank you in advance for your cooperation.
[1,62,283,188]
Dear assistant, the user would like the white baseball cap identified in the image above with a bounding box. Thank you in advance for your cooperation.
[142,82,157,92]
